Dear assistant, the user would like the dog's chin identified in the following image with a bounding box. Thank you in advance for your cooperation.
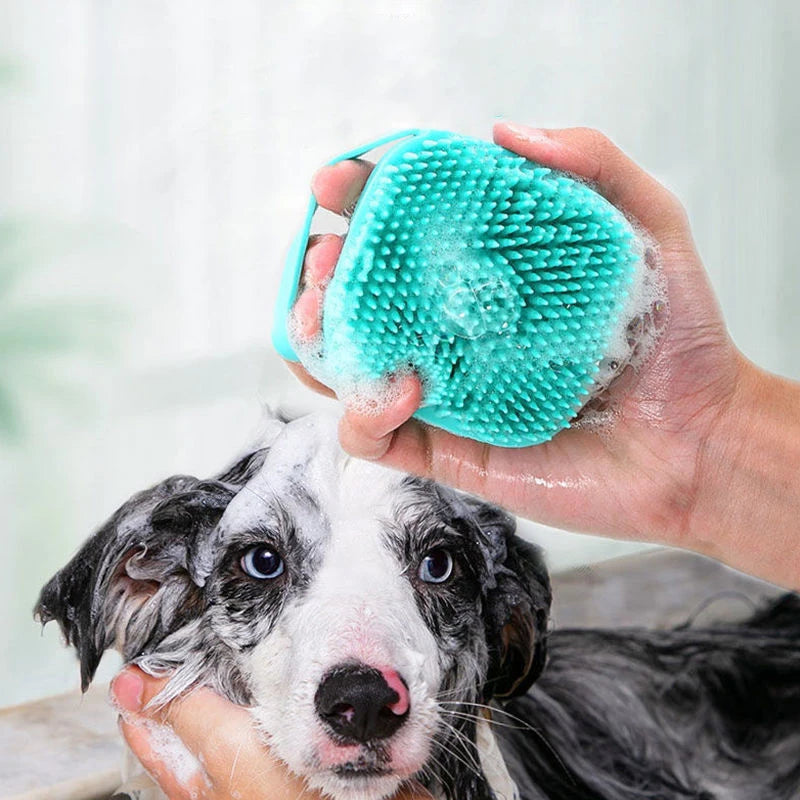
[306,767,407,800]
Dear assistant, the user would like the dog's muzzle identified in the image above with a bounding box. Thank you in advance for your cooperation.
[315,663,410,744]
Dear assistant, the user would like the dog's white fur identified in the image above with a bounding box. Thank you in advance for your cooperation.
[113,414,517,800]
[239,418,443,798]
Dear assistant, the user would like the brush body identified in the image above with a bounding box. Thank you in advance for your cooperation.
[274,130,645,447]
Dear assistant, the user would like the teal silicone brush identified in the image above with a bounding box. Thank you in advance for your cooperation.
[273,129,646,448]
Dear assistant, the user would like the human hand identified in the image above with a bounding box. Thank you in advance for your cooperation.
[285,123,800,588]
[111,666,316,800]
[111,667,427,800]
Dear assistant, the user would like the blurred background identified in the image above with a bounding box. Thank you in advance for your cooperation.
[2,0,798,707]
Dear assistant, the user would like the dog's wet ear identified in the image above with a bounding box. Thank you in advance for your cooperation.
[474,506,552,701]
[34,473,241,692]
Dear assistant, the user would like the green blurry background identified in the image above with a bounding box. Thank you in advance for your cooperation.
[2,0,799,706]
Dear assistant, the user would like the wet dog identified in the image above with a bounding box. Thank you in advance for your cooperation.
[36,413,800,800]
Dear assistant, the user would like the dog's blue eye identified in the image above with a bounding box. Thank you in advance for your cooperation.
[241,546,285,580]
[419,548,454,584]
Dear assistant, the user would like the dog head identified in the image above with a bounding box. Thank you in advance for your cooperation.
[36,413,550,800]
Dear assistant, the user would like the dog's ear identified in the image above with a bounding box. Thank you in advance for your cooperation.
[35,474,238,691]
[472,504,551,701]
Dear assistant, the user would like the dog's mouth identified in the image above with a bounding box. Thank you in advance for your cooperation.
[317,741,394,775]
[332,762,392,779]
[312,738,422,797]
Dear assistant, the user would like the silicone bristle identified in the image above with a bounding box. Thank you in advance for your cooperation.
[312,132,642,448]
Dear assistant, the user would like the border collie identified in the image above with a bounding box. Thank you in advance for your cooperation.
[36,413,800,800]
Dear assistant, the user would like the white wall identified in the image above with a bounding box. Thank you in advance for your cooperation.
[2,0,798,705]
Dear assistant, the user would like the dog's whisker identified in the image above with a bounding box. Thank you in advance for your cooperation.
[440,699,544,731]
[422,751,457,787]
[434,740,483,780]
[444,710,537,734]
[426,743,470,787]
[227,738,244,789]
[437,719,482,769]
[439,703,576,786]
[440,703,541,732]
[431,720,484,778]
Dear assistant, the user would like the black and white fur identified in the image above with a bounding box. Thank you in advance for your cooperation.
[36,413,800,800]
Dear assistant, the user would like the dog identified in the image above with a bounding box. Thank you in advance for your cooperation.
[36,413,800,800]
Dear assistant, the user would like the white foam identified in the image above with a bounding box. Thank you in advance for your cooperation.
[119,713,207,792]
[573,226,669,433]
[289,301,419,417]
[147,720,202,783]
[608,227,667,357]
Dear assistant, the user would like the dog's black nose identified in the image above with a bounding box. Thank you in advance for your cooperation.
[315,664,409,743]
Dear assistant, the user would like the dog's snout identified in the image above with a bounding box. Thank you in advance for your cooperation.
[315,664,409,743]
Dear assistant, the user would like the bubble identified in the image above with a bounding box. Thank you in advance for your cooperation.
[339,369,417,418]
[141,720,206,788]
[438,269,520,339]
[571,224,669,434]
[288,306,417,418]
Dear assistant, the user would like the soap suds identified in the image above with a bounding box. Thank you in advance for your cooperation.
[573,228,669,434]
[117,711,208,793]
[145,720,205,787]
[289,302,416,417]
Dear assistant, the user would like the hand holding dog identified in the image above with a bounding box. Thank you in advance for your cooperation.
[112,667,428,800]
[112,667,311,800]
[287,122,800,590]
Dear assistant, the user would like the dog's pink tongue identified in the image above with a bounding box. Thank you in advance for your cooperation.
[382,668,410,715]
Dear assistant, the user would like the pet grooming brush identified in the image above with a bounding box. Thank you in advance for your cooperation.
[273,129,645,448]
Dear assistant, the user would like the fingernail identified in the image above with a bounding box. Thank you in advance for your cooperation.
[111,670,144,713]
[310,166,327,197]
[503,122,553,143]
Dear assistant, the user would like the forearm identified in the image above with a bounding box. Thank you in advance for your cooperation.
[689,358,800,589]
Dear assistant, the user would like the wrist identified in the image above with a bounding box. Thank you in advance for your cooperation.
[687,357,800,588]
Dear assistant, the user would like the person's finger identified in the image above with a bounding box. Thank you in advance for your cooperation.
[338,373,424,460]
[118,716,210,800]
[110,666,150,714]
[303,233,343,287]
[493,121,688,245]
[113,668,323,799]
[113,667,257,760]
[284,360,337,398]
[145,691,317,799]
[371,418,493,499]
[291,287,322,341]
[290,233,345,343]
[311,159,373,214]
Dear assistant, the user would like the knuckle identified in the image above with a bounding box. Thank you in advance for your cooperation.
[656,185,691,235]
[577,127,616,156]
[666,189,690,224]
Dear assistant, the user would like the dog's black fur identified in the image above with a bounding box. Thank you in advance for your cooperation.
[501,595,800,799]
[36,432,800,800]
